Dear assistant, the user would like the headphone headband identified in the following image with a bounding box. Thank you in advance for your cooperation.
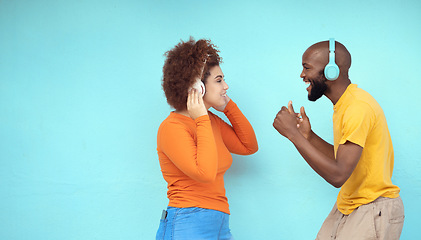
[329,38,336,63]
[329,38,335,52]
[324,38,340,80]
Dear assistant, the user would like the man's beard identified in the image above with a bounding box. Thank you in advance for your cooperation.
[308,74,328,102]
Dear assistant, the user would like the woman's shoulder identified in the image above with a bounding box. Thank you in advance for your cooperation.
[158,112,199,136]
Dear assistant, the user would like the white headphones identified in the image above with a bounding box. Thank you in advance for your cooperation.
[324,38,340,80]
[190,79,205,96]
[189,58,208,96]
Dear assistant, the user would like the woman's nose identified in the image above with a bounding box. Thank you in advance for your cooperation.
[223,81,229,90]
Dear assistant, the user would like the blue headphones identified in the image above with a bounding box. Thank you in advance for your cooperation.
[324,38,340,80]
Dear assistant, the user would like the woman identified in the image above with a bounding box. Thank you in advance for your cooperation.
[156,37,258,240]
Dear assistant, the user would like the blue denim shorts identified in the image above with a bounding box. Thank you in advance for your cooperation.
[156,207,234,240]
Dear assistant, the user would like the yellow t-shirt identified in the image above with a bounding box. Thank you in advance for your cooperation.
[333,84,400,215]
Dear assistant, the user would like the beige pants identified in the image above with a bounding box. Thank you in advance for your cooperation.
[316,196,404,240]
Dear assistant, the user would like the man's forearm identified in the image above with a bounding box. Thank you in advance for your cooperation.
[307,130,335,159]
[288,131,344,187]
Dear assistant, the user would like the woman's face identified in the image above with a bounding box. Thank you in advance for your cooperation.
[203,66,229,109]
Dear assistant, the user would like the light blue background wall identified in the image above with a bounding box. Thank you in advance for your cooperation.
[1,0,420,239]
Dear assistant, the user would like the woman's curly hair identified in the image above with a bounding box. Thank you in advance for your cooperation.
[162,37,222,111]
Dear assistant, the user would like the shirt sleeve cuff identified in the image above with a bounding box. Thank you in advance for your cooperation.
[223,99,237,113]
[194,114,211,123]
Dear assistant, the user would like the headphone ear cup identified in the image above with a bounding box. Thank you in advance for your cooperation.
[190,79,206,96]
[199,81,206,96]
[324,64,340,80]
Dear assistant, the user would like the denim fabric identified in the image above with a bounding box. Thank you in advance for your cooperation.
[156,207,234,240]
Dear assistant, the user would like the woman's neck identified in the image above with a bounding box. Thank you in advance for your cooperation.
[174,109,191,118]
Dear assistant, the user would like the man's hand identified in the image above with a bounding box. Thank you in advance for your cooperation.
[297,106,311,139]
[273,101,301,140]
[187,89,208,120]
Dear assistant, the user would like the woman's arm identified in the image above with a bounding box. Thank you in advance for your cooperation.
[158,115,219,183]
[216,99,258,155]
[159,89,219,183]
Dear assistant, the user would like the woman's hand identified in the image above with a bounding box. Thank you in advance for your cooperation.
[213,95,231,112]
[187,89,208,120]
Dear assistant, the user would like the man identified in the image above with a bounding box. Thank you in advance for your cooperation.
[273,39,404,239]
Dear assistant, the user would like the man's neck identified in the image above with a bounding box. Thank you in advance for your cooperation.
[325,78,351,105]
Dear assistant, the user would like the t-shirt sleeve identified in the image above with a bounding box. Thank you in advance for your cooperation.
[340,101,375,148]
[158,115,218,183]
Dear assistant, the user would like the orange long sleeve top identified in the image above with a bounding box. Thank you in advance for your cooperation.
[157,100,258,214]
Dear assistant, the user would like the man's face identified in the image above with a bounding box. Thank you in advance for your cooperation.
[307,71,328,101]
[300,50,328,101]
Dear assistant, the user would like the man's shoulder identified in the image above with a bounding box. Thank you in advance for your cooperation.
[348,86,380,110]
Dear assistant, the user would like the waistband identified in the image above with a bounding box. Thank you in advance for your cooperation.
[372,196,401,204]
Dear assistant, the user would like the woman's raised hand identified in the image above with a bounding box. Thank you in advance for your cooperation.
[213,95,231,112]
[187,89,208,120]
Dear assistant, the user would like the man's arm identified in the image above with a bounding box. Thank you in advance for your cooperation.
[294,103,335,159]
[306,130,335,160]
[273,105,362,188]
[290,133,362,188]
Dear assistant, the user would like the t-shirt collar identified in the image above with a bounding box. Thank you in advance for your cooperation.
[333,84,357,111]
